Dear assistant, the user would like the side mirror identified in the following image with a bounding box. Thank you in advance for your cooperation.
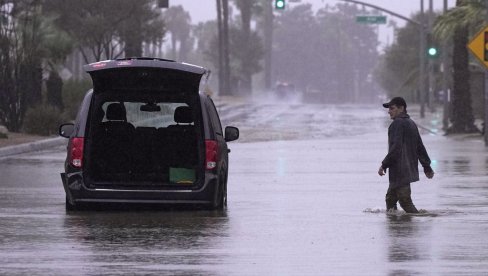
[59,123,74,138]
[224,126,239,142]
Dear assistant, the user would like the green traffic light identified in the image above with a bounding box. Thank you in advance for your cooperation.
[428,47,438,57]
[275,0,285,9]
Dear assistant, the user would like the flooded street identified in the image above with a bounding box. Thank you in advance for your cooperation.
[1,103,488,275]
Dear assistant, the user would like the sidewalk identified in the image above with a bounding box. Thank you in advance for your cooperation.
[409,105,484,141]
[0,135,65,158]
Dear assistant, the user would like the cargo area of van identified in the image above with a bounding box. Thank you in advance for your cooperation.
[84,97,204,189]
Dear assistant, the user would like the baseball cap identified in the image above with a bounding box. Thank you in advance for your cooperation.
[383,97,407,109]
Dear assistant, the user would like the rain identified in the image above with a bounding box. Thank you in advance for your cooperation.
[1,0,487,275]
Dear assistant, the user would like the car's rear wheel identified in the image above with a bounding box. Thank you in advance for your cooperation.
[222,176,228,207]
[209,176,226,210]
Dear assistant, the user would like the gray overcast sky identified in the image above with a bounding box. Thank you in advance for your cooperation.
[170,0,457,50]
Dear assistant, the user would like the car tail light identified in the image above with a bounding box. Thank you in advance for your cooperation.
[205,140,218,170]
[69,137,84,168]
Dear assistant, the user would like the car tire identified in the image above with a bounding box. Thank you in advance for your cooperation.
[209,176,226,210]
[215,183,224,210]
[223,176,228,207]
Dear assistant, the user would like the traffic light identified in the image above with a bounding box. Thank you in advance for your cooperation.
[427,46,438,57]
[426,33,439,59]
[275,0,285,10]
[158,0,168,8]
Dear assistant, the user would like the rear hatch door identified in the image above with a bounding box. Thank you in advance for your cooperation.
[84,58,208,95]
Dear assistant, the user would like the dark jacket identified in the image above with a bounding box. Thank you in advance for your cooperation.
[382,113,432,187]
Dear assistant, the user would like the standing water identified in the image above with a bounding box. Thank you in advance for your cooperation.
[0,103,487,275]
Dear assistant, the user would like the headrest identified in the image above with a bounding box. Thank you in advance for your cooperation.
[106,103,127,121]
[174,106,193,124]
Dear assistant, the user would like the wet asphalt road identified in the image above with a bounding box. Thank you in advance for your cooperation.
[1,103,488,275]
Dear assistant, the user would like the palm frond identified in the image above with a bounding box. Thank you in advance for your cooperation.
[433,1,486,42]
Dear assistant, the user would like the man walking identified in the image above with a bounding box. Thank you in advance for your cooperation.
[378,97,434,213]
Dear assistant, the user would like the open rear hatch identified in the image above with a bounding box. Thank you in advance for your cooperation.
[83,58,208,190]
[85,58,207,95]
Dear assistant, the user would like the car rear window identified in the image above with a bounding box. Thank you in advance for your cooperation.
[101,101,190,128]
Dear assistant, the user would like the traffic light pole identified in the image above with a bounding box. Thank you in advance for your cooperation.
[419,0,426,118]
[485,0,488,145]
[427,0,434,112]
[442,0,450,130]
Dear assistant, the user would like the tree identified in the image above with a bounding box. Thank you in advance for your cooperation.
[215,0,231,96]
[118,0,165,58]
[0,0,44,131]
[46,71,63,110]
[273,4,319,92]
[272,3,378,102]
[228,26,263,94]
[164,5,192,61]
[233,0,262,95]
[375,13,431,103]
[45,0,165,63]
[216,0,224,94]
[193,21,218,64]
[317,4,379,102]
[433,0,483,134]
[41,15,73,111]
[261,0,273,90]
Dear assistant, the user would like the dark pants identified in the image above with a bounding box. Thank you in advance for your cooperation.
[385,184,419,213]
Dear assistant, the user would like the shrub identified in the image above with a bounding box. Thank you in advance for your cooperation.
[62,79,92,120]
[23,105,66,136]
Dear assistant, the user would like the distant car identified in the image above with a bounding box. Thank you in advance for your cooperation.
[275,82,295,99]
[58,58,239,210]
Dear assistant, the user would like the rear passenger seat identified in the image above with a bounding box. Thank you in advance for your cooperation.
[93,103,135,180]
[132,127,158,179]
[130,106,199,182]
[165,106,198,168]
[165,126,197,168]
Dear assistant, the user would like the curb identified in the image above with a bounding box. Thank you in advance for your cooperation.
[0,137,66,158]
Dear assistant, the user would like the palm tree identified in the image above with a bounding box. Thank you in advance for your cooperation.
[216,0,224,94]
[164,5,191,60]
[260,0,273,90]
[234,0,260,95]
[216,0,231,95]
[433,0,484,134]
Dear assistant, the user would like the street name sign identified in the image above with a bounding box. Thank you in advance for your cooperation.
[356,15,386,24]
[467,25,488,70]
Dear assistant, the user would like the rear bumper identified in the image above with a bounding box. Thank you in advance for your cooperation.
[61,172,217,205]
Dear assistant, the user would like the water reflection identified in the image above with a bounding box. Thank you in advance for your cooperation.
[386,214,420,263]
[385,213,433,276]
[63,210,229,275]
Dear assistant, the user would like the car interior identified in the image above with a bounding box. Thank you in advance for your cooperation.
[87,98,201,187]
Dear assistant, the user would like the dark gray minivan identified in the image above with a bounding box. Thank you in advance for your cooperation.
[59,58,239,210]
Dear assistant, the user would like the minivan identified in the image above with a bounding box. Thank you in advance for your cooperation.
[59,58,239,210]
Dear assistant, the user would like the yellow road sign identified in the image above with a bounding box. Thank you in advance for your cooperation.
[467,25,488,69]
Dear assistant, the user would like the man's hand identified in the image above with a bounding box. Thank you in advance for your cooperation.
[378,165,386,176]
[425,171,434,179]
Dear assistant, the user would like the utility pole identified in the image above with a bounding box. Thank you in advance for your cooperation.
[264,0,273,90]
[419,0,426,118]
[442,0,449,130]
[427,0,434,110]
